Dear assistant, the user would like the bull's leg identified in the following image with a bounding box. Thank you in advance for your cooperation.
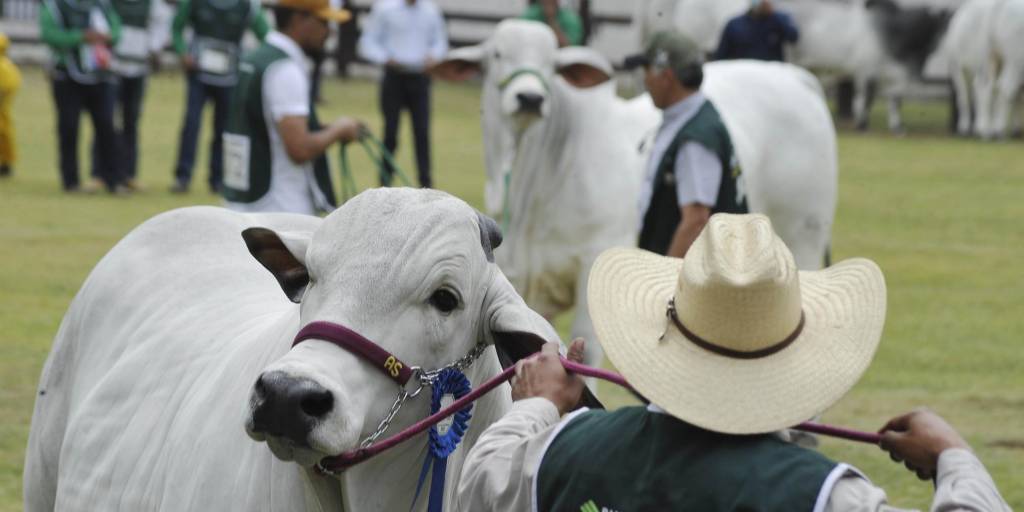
[570,262,603,394]
[887,95,904,134]
[951,68,974,136]
[853,76,871,131]
[992,63,1023,139]
[973,64,996,139]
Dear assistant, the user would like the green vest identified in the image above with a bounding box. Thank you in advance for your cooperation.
[537,407,837,512]
[47,0,114,84]
[111,0,148,27]
[189,0,252,85]
[110,0,150,73]
[222,42,336,210]
[638,100,749,255]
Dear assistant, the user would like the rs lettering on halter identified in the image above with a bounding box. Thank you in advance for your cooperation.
[384,356,403,378]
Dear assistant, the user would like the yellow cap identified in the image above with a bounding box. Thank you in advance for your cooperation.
[276,0,351,23]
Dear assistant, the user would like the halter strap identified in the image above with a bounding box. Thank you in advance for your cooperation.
[293,321,414,386]
[498,68,550,92]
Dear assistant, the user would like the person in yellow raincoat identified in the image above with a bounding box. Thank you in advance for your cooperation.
[0,33,20,178]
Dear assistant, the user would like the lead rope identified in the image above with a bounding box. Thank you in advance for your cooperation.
[338,133,414,203]
[315,358,881,475]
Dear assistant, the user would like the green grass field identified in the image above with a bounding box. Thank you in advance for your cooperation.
[1,67,1021,510]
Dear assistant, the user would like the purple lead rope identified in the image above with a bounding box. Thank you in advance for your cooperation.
[316,358,880,473]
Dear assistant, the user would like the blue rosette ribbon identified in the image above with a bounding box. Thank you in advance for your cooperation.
[410,368,473,512]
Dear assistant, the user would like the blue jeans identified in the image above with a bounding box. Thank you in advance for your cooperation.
[173,73,231,189]
[51,74,121,190]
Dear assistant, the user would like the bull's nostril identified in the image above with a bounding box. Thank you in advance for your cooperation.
[300,389,333,418]
[254,375,267,399]
[516,92,545,113]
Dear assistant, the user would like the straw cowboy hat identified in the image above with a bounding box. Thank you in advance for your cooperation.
[588,213,887,434]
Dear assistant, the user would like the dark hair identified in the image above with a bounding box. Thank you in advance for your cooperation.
[273,6,299,30]
[676,63,703,89]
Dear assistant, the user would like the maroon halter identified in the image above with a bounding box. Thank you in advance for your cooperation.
[293,321,415,386]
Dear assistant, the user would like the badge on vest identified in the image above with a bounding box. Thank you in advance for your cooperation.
[223,133,251,191]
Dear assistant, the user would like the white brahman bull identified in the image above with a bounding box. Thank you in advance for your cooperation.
[946,0,1024,138]
[434,19,837,369]
[24,188,571,511]
[633,0,951,133]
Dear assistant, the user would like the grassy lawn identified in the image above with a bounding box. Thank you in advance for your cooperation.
[1,67,1021,510]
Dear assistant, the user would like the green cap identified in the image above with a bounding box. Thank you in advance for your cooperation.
[623,30,704,75]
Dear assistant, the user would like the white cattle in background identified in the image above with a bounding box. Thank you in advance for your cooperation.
[435,20,837,369]
[24,189,575,511]
[632,0,952,133]
[946,0,1024,138]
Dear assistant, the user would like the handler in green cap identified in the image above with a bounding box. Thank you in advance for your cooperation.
[221,0,365,215]
[625,31,749,258]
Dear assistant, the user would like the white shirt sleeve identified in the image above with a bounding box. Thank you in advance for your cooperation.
[148,0,173,53]
[263,59,310,122]
[456,398,564,512]
[824,449,1011,512]
[674,141,722,208]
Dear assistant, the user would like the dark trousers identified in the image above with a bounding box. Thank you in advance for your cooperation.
[379,70,432,188]
[51,75,121,190]
[173,73,230,189]
[92,75,147,180]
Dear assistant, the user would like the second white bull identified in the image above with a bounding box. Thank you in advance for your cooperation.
[436,20,837,368]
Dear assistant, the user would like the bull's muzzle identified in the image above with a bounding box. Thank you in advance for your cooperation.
[516,92,545,115]
[250,371,334,447]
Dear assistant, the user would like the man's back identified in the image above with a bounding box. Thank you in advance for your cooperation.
[715,10,798,62]
[537,407,838,511]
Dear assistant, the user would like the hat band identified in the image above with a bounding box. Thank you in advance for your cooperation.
[667,299,805,360]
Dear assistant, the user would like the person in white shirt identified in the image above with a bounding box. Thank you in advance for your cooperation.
[357,0,448,188]
[220,0,365,215]
[458,214,1012,512]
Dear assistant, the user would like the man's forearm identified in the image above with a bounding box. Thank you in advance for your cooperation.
[666,218,706,258]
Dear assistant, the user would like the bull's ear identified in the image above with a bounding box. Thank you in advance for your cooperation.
[242,228,311,303]
[556,46,613,88]
[431,45,485,82]
[483,273,604,409]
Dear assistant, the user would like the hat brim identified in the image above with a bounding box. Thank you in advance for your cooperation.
[315,6,351,22]
[587,247,886,435]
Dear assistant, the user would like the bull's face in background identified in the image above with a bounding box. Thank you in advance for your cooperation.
[432,19,616,214]
[240,188,559,468]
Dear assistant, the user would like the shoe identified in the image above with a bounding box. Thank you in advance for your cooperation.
[123,179,145,192]
[81,178,105,194]
[169,181,189,194]
[64,185,83,194]
[112,184,133,196]
[0,164,10,177]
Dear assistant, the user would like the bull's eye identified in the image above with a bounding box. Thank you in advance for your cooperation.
[429,289,460,314]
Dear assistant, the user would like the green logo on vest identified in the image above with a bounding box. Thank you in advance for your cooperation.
[580,500,620,512]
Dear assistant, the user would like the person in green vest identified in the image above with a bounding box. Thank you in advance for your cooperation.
[625,30,748,257]
[40,0,127,193]
[520,0,584,47]
[169,0,269,194]
[221,0,363,215]
[91,0,170,191]
[456,213,1012,512]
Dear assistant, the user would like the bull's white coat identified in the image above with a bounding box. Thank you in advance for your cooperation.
[24,189,559,511]
[946,0,1024,138]
[438,20,837,368]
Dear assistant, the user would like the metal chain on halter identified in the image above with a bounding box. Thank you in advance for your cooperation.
[355,342,489,452]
